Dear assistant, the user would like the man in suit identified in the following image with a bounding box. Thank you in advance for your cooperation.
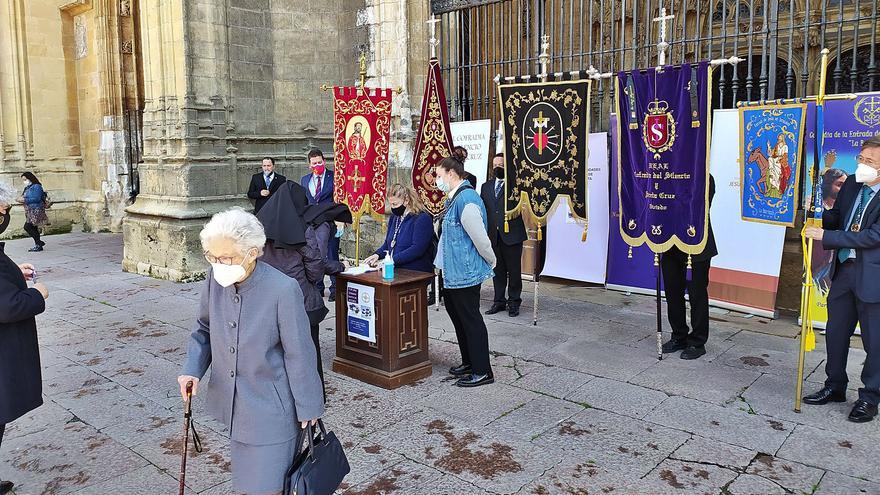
[803,136,880,423]
[481,152,526,317]
[301,148,340,300]
[660,174,718,360]
[247,157,286,214]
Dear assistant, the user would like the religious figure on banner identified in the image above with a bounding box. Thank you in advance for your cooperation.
[498,80,591,240]
[739,104,805,226]
[347,121,369,162]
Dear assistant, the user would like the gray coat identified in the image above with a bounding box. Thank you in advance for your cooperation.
[182,261,325,446]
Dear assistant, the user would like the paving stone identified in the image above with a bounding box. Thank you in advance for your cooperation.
[418,474,494,494]
[777,424,880,483]
[332,436,408,489]
[50,381,170,430]
[629,356,762,405]
[511,363,594,400]
[323,375,425,437]
[339,461,443,495]
[418,383,541,427]
[805,347,871,393]
[2,400,77,442]
[643,459,738,494]
[532,408,690,479]
[66,465,194,495]
[645,397,795,453]
[519,459,664,495]
[485,396,583,443]
[815,471,880,494]
[531,337,657,381]
[0,422,148,495]
[196,480,234,495]
[565,376,670,419]
[669,435,757,470]
[716,341,825,377]
[486,319,576,360]
[744,453,825,494]
[726,474,788,495]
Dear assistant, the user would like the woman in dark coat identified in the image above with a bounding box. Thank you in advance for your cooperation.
[256,181,348,399]
[19,172,48,252]
[0,181,49,495]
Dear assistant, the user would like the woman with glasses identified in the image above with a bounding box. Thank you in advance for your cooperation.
[177,207,324,495]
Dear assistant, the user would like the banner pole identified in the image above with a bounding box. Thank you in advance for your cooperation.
[355,222,361,266]
[656,257,663,361]
[795,48,829,412]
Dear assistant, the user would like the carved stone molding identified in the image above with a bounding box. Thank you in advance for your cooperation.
[121,40,133,54]
[59,0,93,16]
[120,0,131,17]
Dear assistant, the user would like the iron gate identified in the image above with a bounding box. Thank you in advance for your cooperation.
[431,0,879,132]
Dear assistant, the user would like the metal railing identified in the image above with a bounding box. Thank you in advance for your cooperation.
[432,0,879,132]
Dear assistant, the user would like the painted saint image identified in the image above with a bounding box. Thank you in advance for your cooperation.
[765,133,791,198]
[347,122,368,161]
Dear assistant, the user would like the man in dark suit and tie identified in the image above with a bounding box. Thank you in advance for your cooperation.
[803,135,880,423]
[660,174,718,360]
[481,152,526,317]
[301,148,340,300]
[247,157,286,213]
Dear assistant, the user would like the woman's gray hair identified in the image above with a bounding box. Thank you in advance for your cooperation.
[199,207,266,255]
[0,181,16,205]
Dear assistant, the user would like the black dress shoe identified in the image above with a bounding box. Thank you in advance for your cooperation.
[28,245,43,252]
[485,303,506,315]
[680,346,706,360]
[0,480,14,495]
[661,339,687,353]
[848,400,878,423]
[802,386,847,405]
[508,306,520,317]
[456,373,494,388]
[448,364,472,376]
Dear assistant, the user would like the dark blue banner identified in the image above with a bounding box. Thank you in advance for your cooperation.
[616,62,711,255]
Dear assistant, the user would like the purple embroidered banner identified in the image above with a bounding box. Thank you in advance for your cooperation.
[616,62,712,255]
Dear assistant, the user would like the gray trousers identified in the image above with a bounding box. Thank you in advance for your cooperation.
[824,261,880,405]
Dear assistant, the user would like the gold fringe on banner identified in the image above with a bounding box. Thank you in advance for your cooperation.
[581,224,588,243]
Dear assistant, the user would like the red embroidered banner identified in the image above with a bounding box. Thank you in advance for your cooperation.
[411,58,454,216]
[332,86,393,224]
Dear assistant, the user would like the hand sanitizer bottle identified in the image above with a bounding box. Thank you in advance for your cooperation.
[382,253,395,280]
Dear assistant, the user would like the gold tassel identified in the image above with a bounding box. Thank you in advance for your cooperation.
[537,225,543,241]
[504,219,509,233]
[581,224,588,243]
[654,253,659,266]
[687,254,693,271]
[627,246,633,259]
[805,328,816,352]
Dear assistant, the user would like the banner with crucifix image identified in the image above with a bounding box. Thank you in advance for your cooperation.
[615,61,712,255]
[331,85,393,225]
[497,79,591,238]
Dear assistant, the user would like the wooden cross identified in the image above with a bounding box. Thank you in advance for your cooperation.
[427,15,441,59]
[348,167,367,192]
[652,7,675,70]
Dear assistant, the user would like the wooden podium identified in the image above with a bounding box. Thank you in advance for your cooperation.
[332,269,434,389]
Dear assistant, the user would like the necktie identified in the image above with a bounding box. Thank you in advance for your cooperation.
[265,174,271,188]
[314,175,322,202]
[495,180,503,198]
[838,185,874,263]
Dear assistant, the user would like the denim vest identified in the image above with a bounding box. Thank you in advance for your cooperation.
[440,185,494,289]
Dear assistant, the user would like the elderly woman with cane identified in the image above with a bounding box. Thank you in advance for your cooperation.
[177,207,324,495]
[0,181,49,495]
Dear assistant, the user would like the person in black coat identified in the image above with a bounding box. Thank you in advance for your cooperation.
[246,157,286,213]
[660,174,718,360]
[0,181,49,495]
[481,153,527,317]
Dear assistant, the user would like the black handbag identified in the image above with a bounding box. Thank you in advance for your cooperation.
[283,420,350,495]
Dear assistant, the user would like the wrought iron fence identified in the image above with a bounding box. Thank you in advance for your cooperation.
[431,0,879,132]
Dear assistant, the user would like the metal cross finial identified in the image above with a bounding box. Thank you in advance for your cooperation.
[652,7,675,71]
[427,15,441,59]
[538,34,551,82]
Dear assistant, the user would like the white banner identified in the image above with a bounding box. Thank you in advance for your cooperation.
[708,109,787,317]
[345,282,376,343]
[542,132,609,284]
[451,119,492,186]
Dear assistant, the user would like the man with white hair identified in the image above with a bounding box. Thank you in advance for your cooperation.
[0,180,49,495]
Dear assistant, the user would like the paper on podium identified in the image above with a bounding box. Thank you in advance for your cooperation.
[343,265,379,276]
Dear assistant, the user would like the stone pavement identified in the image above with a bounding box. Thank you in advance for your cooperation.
[1,232,878,495]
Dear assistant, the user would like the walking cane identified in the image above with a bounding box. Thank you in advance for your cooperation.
[179,381,202,495]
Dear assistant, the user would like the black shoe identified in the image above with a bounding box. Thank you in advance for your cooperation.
[680,346,706,360]
[448,364,472,376]
[802,386,847,405]
[485,303,506,315]
[456,373,494,388]
[0,480,14,495]
[38,240,46,247]
[28,245,43,252]
[328,291,336,302]
[661,339,687,353]
[848,400,878,423]
[508,306,520,317]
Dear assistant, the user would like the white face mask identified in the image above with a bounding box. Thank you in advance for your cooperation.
[211,258,249,287]
[436,175,451,193]
[855,163,879,184]
[23,179,31,186]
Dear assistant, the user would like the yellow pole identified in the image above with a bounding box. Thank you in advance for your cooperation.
[795,48,829,412]
[355,222,361,266]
